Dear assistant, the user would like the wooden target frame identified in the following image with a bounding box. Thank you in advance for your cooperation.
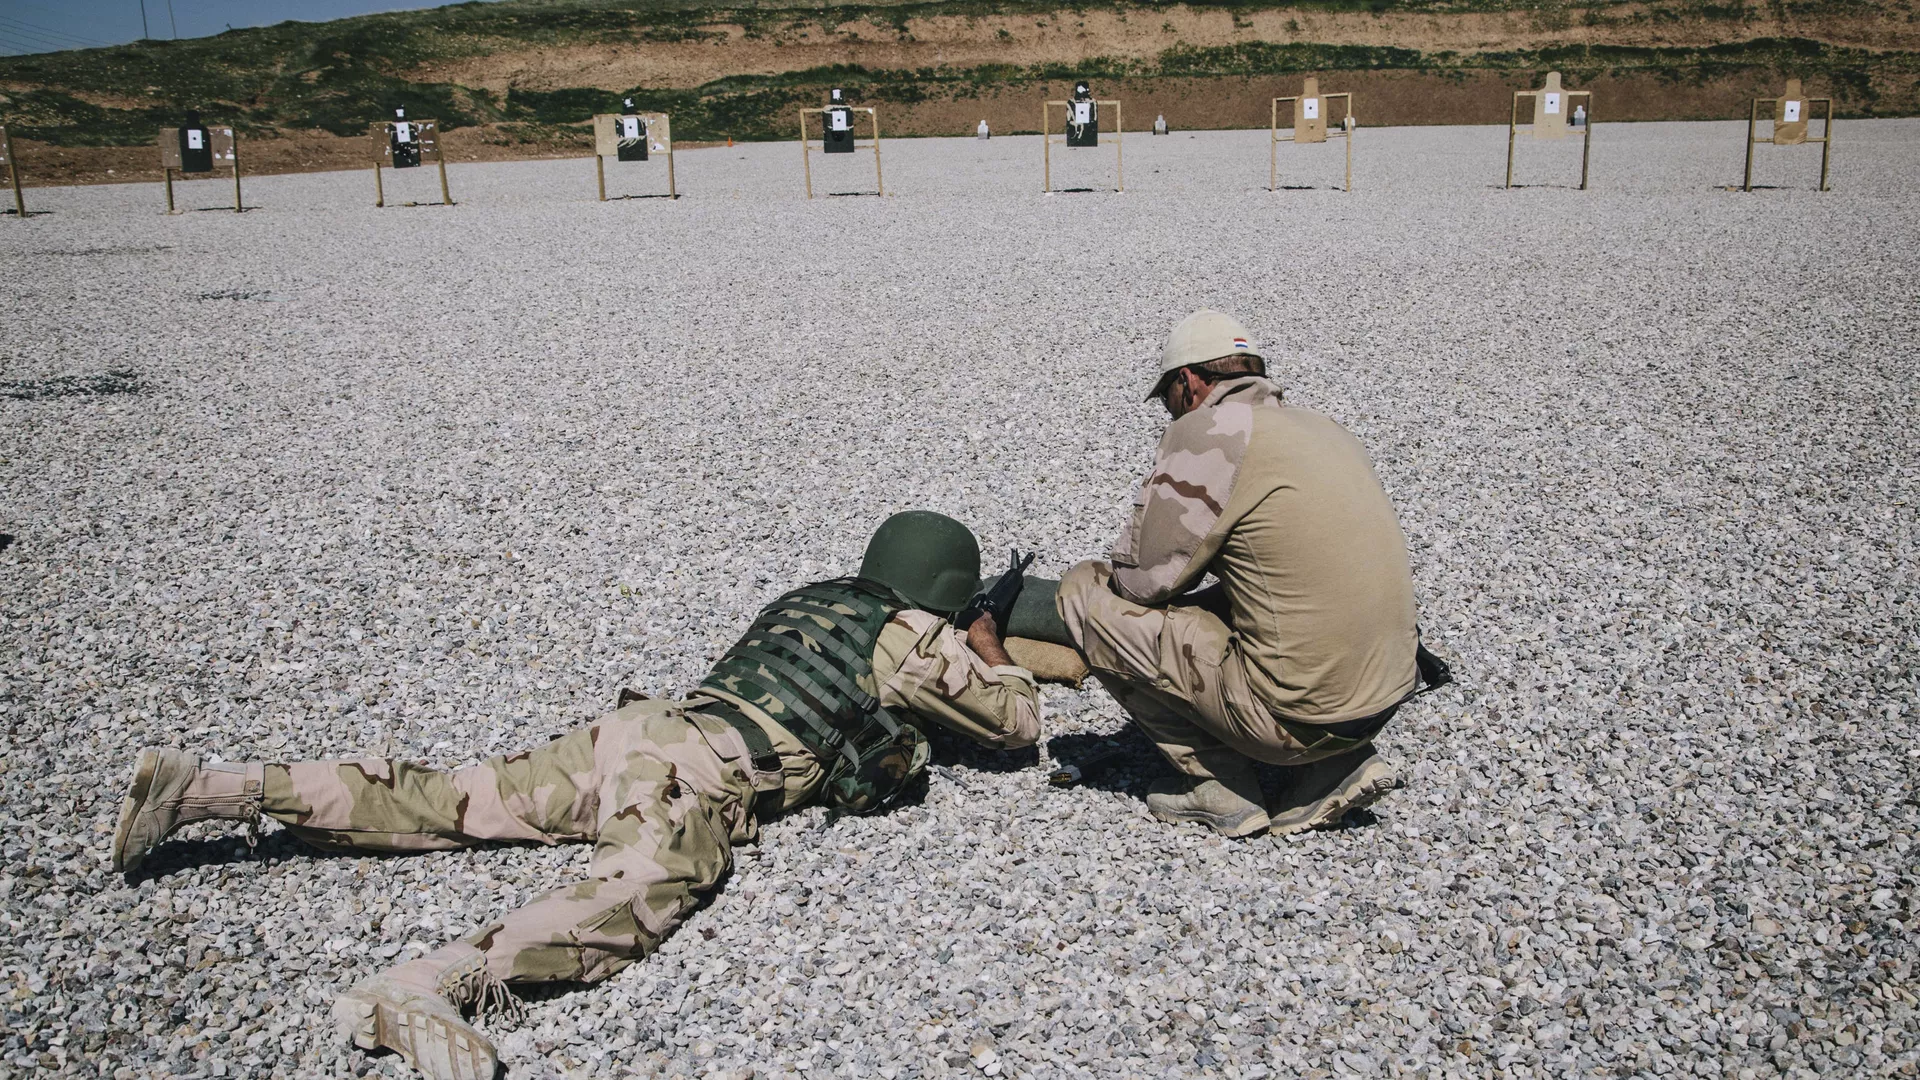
[0,127,23,218]
[1271,80,1353,192]
[159,125,243,213]
[592,112,676,200]
[799,107,883,198]
[1042,98,1123,192]
[1743,80,1833,192]
[1505,74,1593,190]
[370,119,455,208]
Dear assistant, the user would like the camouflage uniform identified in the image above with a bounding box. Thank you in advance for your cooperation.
[261,606,1037,986]
[1059,375,1418,782]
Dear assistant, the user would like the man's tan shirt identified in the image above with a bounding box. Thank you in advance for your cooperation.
[1111,376,1417,723]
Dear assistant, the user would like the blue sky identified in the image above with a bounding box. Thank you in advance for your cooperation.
[0,1,474,55]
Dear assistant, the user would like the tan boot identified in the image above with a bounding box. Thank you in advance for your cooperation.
[1267,744,1402,836]
[111,748,264,874]
[334,943,521,1080]
[1146,771,1270,837]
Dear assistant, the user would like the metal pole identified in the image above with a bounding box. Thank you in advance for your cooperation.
[1114,101,1123,192]
[801,110,812,199]
[139,0,149,39]
[374,160,384,208]
[231,132,243,211]
[7,132,25,217]
[1743,100,1757,192]
[666,143,676,198]
[165,168,175,214]
[1042,102,1051,193]
[437,153,453,205]
[1818,101,1832,192]
[1506,94,1518,189]
[872,109,883,196]
[1344,124,1352,192]
[596,155,606,201]
[1270,98,1278,191]
[1578,99,1591,190]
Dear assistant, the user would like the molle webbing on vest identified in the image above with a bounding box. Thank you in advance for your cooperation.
[699,578,926,813]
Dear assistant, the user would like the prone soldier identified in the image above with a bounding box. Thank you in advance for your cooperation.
[1057,310,1446,837]
[111,511,1041,1080]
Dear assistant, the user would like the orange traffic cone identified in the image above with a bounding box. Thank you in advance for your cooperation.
[727,136,733,147]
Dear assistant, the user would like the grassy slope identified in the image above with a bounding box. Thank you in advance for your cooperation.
[1,0,1915,145]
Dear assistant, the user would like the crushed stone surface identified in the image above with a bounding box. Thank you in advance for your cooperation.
[1,121,1916,1079]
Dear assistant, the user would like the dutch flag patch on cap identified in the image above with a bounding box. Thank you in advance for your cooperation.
[1232,337,1251,350]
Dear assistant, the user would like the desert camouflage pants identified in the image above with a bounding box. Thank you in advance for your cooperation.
[260,700,786,985]
[1058,559,1344,780]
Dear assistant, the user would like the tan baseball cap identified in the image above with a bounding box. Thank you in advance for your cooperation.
[1148,309,1263,400]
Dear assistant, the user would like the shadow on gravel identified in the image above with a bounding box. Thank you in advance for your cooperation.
[1046,729,1390,833]
[924,724,1040,774]
[1,369,143,401]
[1045,728,1162,794]
[127,830,329,883]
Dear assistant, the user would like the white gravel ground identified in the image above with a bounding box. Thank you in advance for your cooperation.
[2,120,1917,1080]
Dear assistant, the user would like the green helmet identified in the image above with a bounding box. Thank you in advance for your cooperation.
[858,511,980,614]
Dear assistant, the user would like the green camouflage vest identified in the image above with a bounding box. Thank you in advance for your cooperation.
[699,577,931,814]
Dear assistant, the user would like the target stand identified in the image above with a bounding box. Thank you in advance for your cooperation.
[800,106,883,197]
[1042,98,1122,192]
[0,127,24,217]
[593,111,676,200]
[371,118,455,208]
[160,122,243,213]
[1505,72,1593,190]
[1271,79,1354,192]
[1742,79,1833,192]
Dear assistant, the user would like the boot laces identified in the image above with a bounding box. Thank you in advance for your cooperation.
[436,954,527,1026]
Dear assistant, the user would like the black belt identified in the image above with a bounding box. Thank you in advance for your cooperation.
[690,699,785,775]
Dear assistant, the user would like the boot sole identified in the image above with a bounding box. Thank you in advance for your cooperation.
[1269,760,1403,837]
[110,749,163,873]
[1148,802,1270,839]
[334,990,499,1080]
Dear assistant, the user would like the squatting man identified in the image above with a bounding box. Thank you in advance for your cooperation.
[109,310,1446,1078]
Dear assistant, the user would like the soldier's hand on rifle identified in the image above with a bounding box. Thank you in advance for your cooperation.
[955,548,1033,667]
[964,610,1014,668]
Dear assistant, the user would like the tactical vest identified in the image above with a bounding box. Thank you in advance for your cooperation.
[698,577,930,814]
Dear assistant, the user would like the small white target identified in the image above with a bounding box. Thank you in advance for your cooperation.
[1544,92,1561,115]
[186,129,205,149]
[829,109,851,132]
[1783,100,1803,122]
[1303,98,1320,120]
[394,122,413,143]
[1072,102,1092,125]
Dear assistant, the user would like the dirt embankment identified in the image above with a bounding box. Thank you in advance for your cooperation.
[409,6,1920,93]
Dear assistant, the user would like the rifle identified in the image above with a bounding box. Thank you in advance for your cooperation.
[957,549,1035,633]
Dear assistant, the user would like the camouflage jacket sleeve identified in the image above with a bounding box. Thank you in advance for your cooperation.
[872,610,1041,749]
[1110,376,1284,605]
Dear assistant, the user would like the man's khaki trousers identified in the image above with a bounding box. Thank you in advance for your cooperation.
[1057,559,1333,781]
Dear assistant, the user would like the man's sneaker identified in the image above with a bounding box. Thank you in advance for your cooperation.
[111,748,263,874]
[334,944,519,1080]
[1267,745,1402,836]
[1146,776,1270,837]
